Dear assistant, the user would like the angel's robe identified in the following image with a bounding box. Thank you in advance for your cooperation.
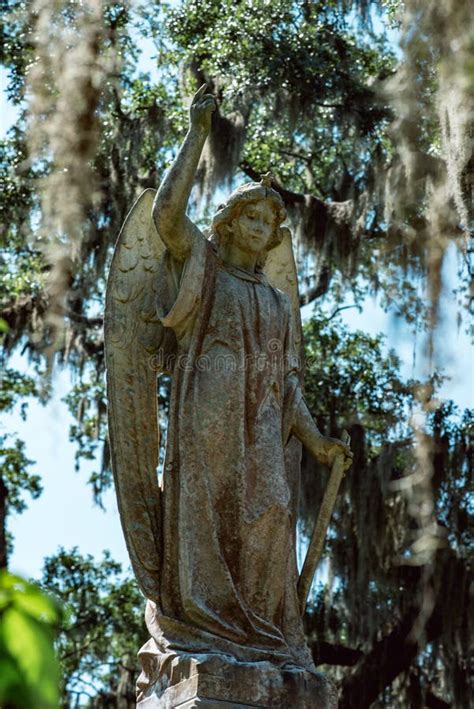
[138,234,315,694]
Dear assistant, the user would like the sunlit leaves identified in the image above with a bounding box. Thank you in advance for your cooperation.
[62,367,109,506]
[170,0,396,197]
[0,369,38,415]
[0,369,42,527]
[0,571,62,709]
[303,308,414,445]
[0,436,41,516]
[39,548,145,705]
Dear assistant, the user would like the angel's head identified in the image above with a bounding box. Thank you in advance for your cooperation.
[210,174,287,270]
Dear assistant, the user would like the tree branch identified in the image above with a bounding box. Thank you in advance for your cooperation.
[1,294,46,331]
[339,601,444,709]
[65,310,102,328]
[0,474,8,569]
[426,690,450,709]
[322,304,362,322]
[280,148,314,165]
[239,161,307,205]
[310,640,362,667]
[308,557,458,707]
[1,296,101,336]
[338,609,419,708]
[299,266,331,306]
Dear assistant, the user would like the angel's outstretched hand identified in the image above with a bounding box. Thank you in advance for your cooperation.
[189,84,217,133]
[321,436,353,471]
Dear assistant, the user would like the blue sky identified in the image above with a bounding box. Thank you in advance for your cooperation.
[1,29,472,582]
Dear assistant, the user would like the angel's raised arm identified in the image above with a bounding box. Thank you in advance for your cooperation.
[152,85,216,261]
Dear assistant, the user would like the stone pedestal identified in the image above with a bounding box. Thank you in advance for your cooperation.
[138,655,337,708]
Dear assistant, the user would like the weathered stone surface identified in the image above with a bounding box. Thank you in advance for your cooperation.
[138,655,337,708]
[105,85,353,706]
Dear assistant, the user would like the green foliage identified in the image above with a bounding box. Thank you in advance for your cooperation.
[0,0,472,704]
[63,368,110,505]
[0,571,62,709]
[0,436,41,515]
[0,370,42,505]
[40,548,145,706]
[303,309,415,444]
[0,0,404,371]
[0,368,38,417]
[0,368,42,561]
[170,0,395,192]
[300,309,472,704]
[0,130,38,249]
[299,307,417,542]
[429,402,473,554]
[380,0,402,26]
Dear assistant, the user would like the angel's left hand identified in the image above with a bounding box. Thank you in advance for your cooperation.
[320,436,353,470]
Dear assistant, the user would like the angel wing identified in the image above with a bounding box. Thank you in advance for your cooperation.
[264,226,303,366]
[264,226,304,530]
[105,188,174,601]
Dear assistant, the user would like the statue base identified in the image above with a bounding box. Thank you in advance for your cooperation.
[138,655,337,708]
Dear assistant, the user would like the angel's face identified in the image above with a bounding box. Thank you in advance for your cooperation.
[230,201,276,255]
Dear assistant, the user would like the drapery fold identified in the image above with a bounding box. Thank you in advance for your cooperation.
[138,235,314,700]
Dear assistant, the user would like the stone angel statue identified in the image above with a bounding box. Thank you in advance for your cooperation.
[105,86,352,707]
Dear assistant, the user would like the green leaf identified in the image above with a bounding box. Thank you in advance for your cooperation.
[0,588,10,610]
[0,655,25,704]
[0,571,28,591]
[1,607,59,708]
[0,654,21,688]
[0,572,59,622]
[13,586,60,624]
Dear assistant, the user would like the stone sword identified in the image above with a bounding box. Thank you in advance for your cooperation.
[297,430,351,615]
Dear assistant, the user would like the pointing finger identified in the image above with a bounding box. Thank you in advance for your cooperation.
[192,84,208,103]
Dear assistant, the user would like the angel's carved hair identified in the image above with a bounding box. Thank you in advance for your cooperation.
[209,181,287,270]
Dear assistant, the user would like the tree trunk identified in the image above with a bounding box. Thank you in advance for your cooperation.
[0,472,8,569]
